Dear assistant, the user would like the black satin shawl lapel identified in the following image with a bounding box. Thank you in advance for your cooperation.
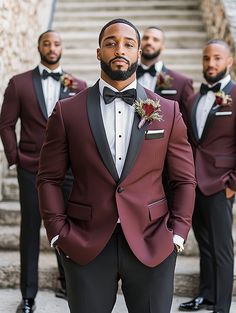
[191,93,201,142]
[32,67,47,120]
[87,81,119,182]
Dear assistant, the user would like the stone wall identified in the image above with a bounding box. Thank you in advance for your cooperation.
[200,0,236,78]
[0,0,53,200]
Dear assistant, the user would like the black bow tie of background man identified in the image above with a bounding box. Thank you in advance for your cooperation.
[199,82,221,95]
[42,69,62,81]
[103,86,137,105]
[136,64,156,78]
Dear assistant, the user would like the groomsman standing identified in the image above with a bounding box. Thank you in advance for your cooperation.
[137,26,194,119]
[179,39,235,313]
[0,30,87,313]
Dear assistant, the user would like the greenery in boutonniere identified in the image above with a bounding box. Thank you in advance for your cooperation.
[156,72,173,90]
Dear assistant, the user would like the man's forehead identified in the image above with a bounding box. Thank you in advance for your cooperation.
[103,23,137,38]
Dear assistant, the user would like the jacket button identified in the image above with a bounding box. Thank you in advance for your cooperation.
[117,187,124,193]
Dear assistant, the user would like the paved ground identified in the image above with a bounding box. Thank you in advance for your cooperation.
[0,289,236,312]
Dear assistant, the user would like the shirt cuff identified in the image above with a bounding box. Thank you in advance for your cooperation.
[9,164,16,170]
[51,235,59,247]
[173,234,184,252]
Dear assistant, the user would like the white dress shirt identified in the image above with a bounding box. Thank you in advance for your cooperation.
[99,79,136,177]
[137,61,163,91]
[196,74,231,138]
[38,63,62,117]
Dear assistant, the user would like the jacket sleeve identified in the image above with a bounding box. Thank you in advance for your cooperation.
[37,101,69,242]
[166,101,196,240]
[0,78,20,166]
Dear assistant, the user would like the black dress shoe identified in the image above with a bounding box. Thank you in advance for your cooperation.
[16,298,35,313]
[179,296,214,311]
[55,287,67,300]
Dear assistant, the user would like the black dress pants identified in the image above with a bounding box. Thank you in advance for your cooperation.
[61,224,177,313]
[17,166,73,299]
[192,188,234,313]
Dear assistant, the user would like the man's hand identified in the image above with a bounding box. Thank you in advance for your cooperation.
[226,187,235,199]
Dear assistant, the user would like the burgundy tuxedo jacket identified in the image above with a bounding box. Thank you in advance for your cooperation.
[0,67,87,173]
[183,80,236,196]
[37,81,196,267]
[155,66,194,120]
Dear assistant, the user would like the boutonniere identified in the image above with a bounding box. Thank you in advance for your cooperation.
[156,72,173,90]
[60,74,78,92]
[133,98,163,129]
[214,91,232,108]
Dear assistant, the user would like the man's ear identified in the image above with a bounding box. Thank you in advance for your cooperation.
[97,48,101,61]
[227,56,234,69]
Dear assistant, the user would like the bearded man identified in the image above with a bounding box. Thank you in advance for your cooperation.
[0,30,87,312]
[37,19,196,313]
[179,39,235,313]
[137,26,194,120]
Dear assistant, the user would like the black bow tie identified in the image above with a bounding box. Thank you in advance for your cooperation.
[42,70,62,81]
[103,86,136,105]
[200,83,221,95]
[136,64,156,78]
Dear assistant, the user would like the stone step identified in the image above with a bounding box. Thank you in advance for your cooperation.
[0,225,50,251]
[54,9,202,22]
[60,31,207,49]
[0,201,20,225]
[0,251,58,290]
[2,178,19,201]
[0,250,235,297]
[53,19,204,32]
[56,1,200,12]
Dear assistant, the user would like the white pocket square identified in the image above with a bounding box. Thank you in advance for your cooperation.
[145,129,164,139]
[215,111,232,116]
[160,90,177,95]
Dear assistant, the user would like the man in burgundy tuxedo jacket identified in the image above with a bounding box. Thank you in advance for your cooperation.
[137,26,194,119]
[179,40,236,313]
[37,19,196,313]
[0,30,87,312]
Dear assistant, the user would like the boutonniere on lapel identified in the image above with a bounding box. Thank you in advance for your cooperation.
[214,91,232,109]
[133,98,163,129]
[60,74,78,92]
[156,72,173,90]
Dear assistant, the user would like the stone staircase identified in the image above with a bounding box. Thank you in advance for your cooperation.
[1,0,236,297]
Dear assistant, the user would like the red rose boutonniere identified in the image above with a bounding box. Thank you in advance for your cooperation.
[133,98,163,129]
[157,72,173,90]
[60,74,78,92]
[214,91,232,108]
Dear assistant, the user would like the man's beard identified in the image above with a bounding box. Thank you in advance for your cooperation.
[141,48,161,61]
[203,67,227,84]
[40,52,61,65]
[101,58,138,81]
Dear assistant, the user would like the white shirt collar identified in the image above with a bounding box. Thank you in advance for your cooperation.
[140,60,163,73]
[99,78,137,97]
[209,74,231,90]
[38,63,62,75]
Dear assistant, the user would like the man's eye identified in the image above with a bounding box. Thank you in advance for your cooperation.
[106,42,115,47]
[126,43,134,48]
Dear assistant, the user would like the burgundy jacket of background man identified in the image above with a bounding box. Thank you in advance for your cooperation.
[0,66,87,172]
[154,65,194,119]
[37,81,196,267]
[183,80,236,196]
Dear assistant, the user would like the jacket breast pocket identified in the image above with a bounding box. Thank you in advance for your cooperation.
[67,201,92,221]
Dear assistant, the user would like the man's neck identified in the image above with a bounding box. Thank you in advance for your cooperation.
[101,72,136,91]
[141,57,160,67]
[40,61,60,71]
